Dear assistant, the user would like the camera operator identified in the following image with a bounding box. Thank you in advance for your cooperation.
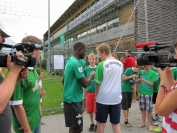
[155,38,177,133]
[0,23,28,133]
[10,35,42,133]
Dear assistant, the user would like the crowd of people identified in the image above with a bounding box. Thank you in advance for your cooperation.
[63,39,177,133]
[1,21,177,133]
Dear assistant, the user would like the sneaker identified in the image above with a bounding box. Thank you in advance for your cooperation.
[89,124,95,132]
[153,127,162,133]
[151,118,158,126]
[125,123,132,131]
[154,114,162,122]
[94,125,97,132]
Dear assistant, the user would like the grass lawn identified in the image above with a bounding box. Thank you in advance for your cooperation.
[37,69,64,113]
[42,79,63,110]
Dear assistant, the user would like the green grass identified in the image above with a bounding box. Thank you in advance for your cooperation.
[37,68,64,114]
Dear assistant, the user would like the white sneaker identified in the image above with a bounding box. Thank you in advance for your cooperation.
[153,114,162,122]
[151,118,158,126]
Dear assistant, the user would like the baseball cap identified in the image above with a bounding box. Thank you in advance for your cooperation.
[0,23,11,38]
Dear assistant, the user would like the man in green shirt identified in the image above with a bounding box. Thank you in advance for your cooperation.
[63,42,95,133]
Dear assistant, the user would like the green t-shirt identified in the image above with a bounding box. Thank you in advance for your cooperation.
[84,66,97,92]
[95,61,104,84]
[139,69,156,95]
[79,59,86,69]
[10,68,40,133]
[63,56,85,103]
[171,67,177,80]
[121,68,139,92]
[151,67,160,92]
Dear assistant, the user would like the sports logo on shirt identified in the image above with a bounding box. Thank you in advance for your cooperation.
[78,67,83,73]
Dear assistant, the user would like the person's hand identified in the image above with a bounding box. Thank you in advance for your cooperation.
[132,74,139,78]
[158,67,170,83]
[137,76,143,82]
[6,52,24,74]
[42,91,46,95]
[89,71,95,80]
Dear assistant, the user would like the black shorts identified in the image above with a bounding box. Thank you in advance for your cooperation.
[152,92,158,104]
[64,102,83,128]
[96,102,121,124]
[121,92,132,110]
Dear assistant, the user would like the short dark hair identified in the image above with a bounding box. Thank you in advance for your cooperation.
[73,42,85,50]
[125,50,131,54]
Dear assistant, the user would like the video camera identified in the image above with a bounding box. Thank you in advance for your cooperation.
[0,42,43,67]
[136,41,177,68]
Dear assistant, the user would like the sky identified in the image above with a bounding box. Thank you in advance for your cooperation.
[0,0,75,44]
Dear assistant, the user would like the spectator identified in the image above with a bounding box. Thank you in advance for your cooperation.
[95,43,123,133]
[155,38,177,133]
[120,56,125,63]
[150,66,161,127]
[84,53,97,132]
[137,65,156,132]
[63,42,95,133]
[10,35,43,133]
[0,23,27,133]
[36,69,46,125]
[123,50,135,70]
[121,62,142,130]
[112,52,118,60]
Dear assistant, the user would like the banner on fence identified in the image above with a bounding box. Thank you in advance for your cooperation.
[54,55,64,69]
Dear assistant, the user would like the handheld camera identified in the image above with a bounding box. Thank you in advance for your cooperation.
[0,42,43,67]
[136,41,177,68]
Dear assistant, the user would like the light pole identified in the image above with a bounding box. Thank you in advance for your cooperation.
[47,0,51,74]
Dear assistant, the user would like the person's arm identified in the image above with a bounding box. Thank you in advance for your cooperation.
[13,105,32,133]
[40,91,46,96]
[0,55,23,113]
[95,84,100,96]
[156,86,177,116]
[164,69,175,90]
[122,74,139,81]
[156,67,177,116]
[78,72,95,88]
[138,77,154,86]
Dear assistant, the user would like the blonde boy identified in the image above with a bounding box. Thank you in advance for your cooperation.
[84,53,97,132]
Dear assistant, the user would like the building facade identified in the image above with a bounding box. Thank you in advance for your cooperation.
[43,0,135,63]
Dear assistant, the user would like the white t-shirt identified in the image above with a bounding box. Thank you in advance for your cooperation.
[95,57,123,105]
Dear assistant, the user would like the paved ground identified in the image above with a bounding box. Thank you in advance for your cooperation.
[41,101,162,133]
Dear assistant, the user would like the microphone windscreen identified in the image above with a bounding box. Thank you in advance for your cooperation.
[136,42,155,48]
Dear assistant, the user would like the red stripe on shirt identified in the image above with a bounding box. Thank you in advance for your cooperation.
[165,116,177,130]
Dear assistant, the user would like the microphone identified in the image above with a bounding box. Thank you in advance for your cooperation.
[136,42,155,48]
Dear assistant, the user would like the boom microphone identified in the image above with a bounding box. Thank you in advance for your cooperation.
[136,42,155,48]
